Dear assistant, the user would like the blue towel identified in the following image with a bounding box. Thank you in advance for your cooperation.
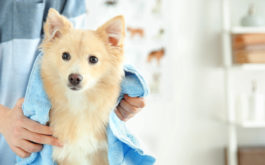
[16,54,155,165]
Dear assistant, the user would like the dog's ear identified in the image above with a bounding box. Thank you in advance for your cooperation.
[44,8,73,41]
[97,16,125,47]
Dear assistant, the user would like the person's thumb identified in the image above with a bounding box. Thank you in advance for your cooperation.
[15,98,25,110]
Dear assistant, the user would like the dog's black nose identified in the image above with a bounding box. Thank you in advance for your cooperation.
[68,73,83,86]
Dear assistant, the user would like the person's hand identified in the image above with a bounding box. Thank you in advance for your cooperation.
[0,98,62,158]
[115,95,146,121]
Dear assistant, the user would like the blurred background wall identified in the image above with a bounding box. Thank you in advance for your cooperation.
[85,0,265,165]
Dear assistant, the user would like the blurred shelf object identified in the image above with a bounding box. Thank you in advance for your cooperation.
[232,33,265,64]
[237,121,265,128]
[230,64,265,70]
[225,147,265,165]
[238,146,265,165]
[231,27,265,34]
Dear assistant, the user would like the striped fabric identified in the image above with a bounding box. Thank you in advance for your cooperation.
[0,0,87,164]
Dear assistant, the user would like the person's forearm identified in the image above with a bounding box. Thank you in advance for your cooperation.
[0,104,9,134]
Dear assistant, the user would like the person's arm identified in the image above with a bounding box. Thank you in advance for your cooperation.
[0,98,62,158]
[115,95,146,121]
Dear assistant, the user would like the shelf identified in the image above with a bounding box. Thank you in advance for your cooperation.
[231,27,265,34]
[230,64,265,71]
[237,121,265,128]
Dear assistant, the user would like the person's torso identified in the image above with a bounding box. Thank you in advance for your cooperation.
[0,0,87,164]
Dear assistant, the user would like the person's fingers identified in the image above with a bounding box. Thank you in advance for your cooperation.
[120,99,140,114]
[124,95,145,108]
[115,108,125,121]
[21,128,62,147]
[21,118,53,135]
[116,106,133,122]
[14,146,31,158]
[18,139,43,153]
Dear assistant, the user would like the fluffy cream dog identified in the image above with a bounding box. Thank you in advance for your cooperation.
[40,9,125,165]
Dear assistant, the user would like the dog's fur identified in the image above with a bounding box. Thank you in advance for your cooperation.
[40,9,125,165]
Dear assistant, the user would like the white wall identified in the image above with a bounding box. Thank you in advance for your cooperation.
[128,0,227,165]
[128,0,265,165]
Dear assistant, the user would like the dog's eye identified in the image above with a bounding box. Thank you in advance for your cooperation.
[89,56,98,64]
[62,52,71,61]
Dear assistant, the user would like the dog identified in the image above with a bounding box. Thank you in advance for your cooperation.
[147,48,165,65]
[40,8,125,165]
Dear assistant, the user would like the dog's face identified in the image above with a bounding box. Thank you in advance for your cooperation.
[41,9,125,92]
